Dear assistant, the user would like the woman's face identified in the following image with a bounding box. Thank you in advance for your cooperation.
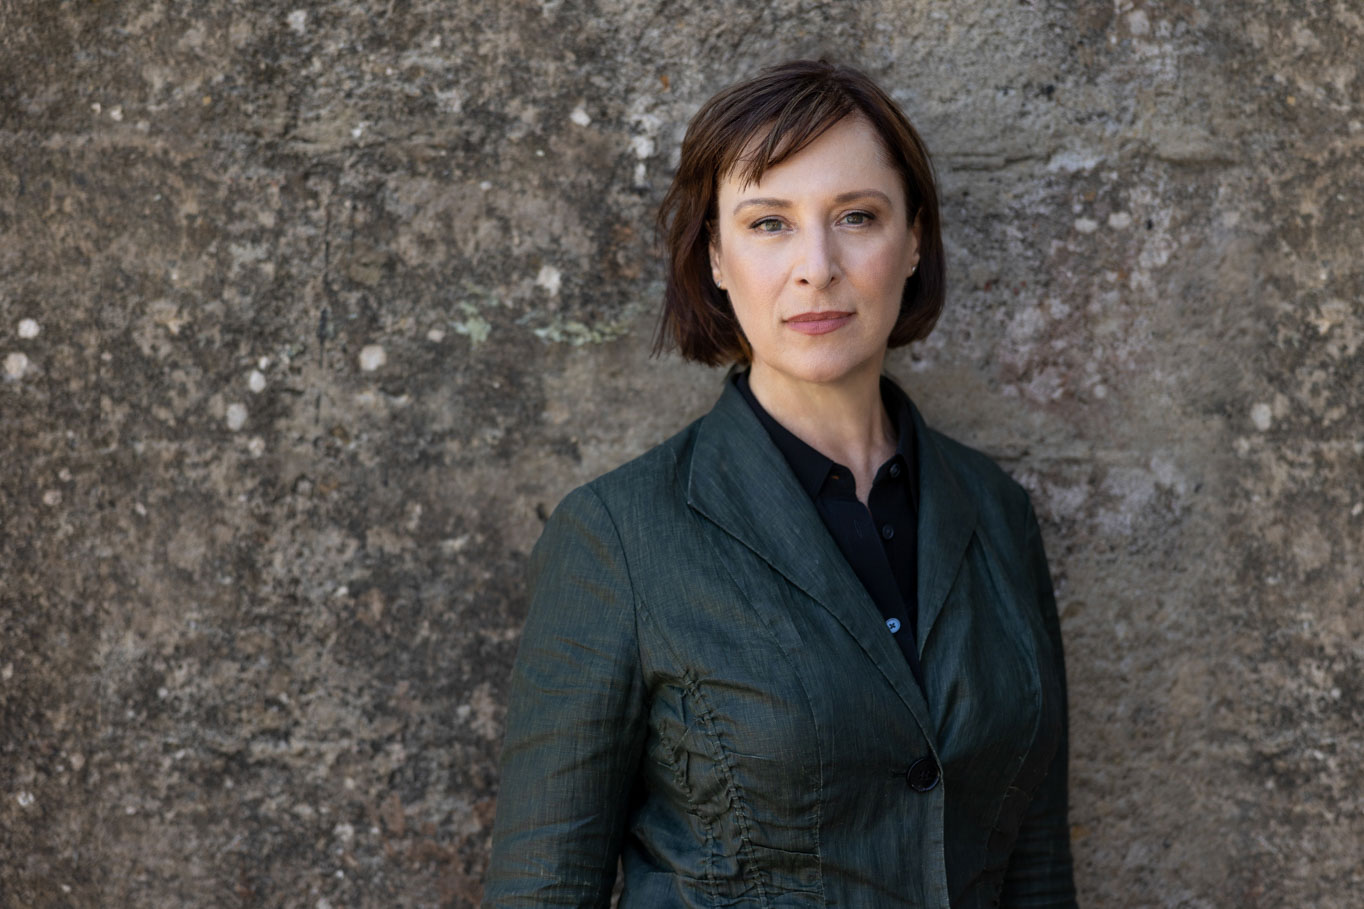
[709,115,920,391]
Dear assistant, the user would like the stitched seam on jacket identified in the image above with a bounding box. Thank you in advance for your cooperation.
[614,471,735,906]
[634,606,767,905]
[653,704,724,903]
[679,669,771,909]
[704,541,826,905]
[631,498,778,907]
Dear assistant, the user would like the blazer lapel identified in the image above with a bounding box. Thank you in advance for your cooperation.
[686,380,935,739]
[907,401,978,658]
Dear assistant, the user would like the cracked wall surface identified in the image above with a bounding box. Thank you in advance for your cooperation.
[1,1,1361,906]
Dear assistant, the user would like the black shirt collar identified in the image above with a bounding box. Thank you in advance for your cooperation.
[732,369,917,503]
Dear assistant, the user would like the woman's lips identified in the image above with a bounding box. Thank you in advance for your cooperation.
[785,311,854,335]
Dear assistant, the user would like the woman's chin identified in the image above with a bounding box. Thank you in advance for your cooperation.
[754,353,883,390]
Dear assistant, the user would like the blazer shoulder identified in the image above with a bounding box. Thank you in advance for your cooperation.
[922,423,1033,526]
[566,416,703,523]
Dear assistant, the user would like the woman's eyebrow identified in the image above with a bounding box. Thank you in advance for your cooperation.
[732,197,790,215]
[833,189,893,206]
[731,189,893,216]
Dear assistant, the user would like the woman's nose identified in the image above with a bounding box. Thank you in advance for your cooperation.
[793,228,838,289]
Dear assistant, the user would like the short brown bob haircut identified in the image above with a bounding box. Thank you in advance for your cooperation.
[654,59,946,367]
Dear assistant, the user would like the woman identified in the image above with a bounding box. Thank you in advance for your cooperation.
[484,59,1077,909]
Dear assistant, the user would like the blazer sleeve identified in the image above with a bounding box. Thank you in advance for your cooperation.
[483,485,648,908]
[1001,497,1079,909]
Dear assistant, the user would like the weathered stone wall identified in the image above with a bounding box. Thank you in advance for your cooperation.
[1,0,1359,906]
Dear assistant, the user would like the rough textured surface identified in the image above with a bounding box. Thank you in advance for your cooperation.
[1,1,1361,906]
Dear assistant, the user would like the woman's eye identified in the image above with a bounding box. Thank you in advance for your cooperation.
[752,218,785,233]
[842,211,874,226]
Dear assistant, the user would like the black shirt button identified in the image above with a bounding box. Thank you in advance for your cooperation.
[881,524,895,540]
[907,757,940,792]
[889,462,902,479]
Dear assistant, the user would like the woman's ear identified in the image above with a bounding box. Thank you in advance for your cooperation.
[709,240,726,290]
[908,211,923,274]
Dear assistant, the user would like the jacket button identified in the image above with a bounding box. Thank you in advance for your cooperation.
[906,757,940,792]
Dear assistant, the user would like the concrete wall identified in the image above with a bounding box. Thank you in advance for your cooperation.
[2,1,1360,906]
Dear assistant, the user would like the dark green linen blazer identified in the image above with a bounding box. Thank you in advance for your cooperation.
[484,378,1077,908]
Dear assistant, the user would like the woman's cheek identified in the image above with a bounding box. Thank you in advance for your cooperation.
[735,261,783,309]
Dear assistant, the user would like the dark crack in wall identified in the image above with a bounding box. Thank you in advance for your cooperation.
[1,1,1361,906]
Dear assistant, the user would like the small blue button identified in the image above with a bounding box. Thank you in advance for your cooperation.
[886,617,901,634]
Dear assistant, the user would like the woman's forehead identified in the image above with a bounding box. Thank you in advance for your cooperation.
[718,116,904,201]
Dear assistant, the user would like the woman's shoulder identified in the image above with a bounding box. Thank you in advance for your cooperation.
[548,415,704,533]
[890,376,1030,517]
[918,420,1035,531]
[926,423,1025,489]
[597,415,701,492]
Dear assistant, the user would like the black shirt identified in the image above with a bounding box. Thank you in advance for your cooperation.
[734,370,923,687]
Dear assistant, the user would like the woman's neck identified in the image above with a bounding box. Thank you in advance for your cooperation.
[747,360,896,505]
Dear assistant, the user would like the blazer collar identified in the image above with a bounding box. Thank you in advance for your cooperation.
[686,377,976,732]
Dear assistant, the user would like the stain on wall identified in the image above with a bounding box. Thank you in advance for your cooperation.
[1,1,1360,906]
